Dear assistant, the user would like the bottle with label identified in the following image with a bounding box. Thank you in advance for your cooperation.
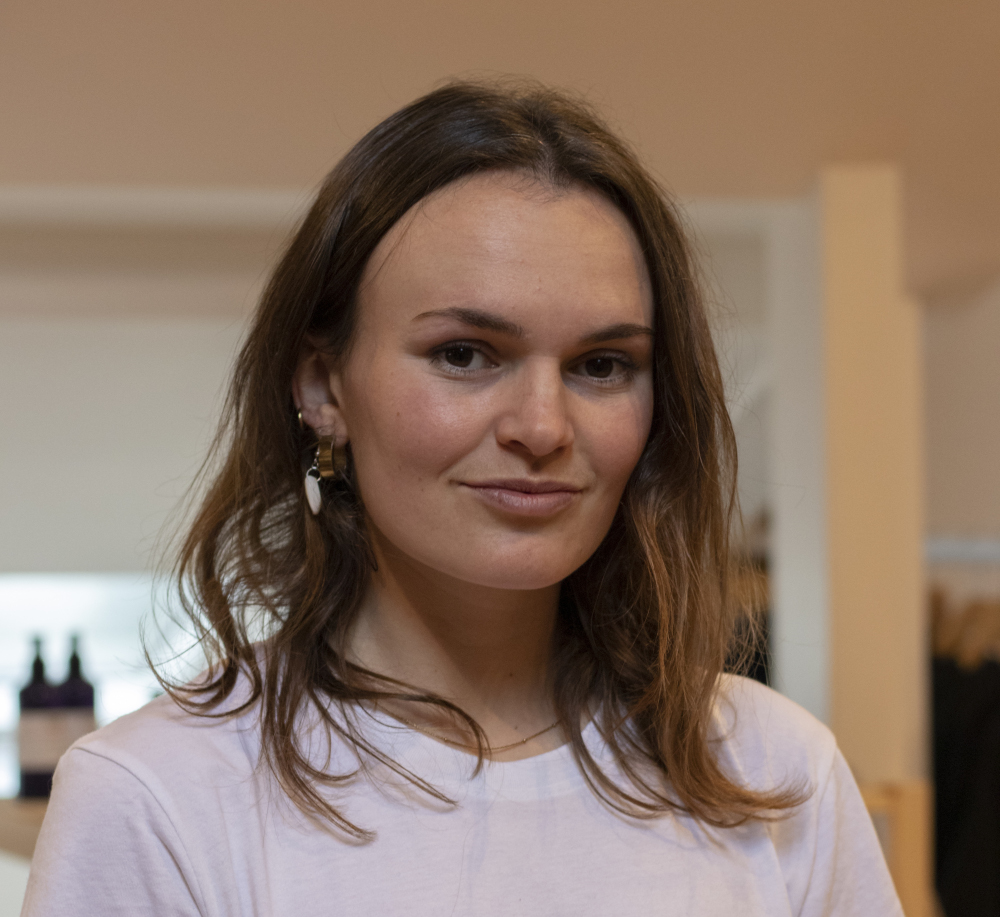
[17,634,98,798]
[18,636,58,797]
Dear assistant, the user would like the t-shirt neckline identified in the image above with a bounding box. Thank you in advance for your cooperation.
[359,708,605,801]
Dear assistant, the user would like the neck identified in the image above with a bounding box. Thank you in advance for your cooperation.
[349,528,561,750]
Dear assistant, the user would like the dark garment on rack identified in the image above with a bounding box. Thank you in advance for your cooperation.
[934,658,1000,916]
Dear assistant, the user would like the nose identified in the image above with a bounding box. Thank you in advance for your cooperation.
[495,358,574,459]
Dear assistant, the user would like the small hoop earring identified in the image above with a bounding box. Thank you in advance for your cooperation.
[304,437,348,515]
[315,438,347,478]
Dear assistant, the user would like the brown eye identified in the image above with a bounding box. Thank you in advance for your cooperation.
[445,346,475,367]
[585,357,615,378]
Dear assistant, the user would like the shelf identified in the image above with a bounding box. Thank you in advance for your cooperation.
[0,799,46,859]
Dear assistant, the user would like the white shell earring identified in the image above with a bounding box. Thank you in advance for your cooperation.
[304,460,323,514]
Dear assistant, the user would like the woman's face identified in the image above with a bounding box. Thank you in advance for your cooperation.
[302,171,654,591]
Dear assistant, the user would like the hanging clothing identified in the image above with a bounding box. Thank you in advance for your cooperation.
[934,657,1000,916]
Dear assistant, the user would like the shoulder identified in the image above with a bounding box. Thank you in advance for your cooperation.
[27,690,240,917]
[710,674,837,795]
[711,678,904,914]
[63,677,261,798]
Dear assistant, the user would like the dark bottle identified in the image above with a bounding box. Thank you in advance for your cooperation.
[18,634,98,798]
[58,635,96,710]
[18,637,58,798]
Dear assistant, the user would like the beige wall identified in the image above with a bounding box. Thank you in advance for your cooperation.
[821,166,931,913]
[1,0,999,301]
[822,166,926,784]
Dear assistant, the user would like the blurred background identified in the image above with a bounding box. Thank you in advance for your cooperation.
[1,2,998,914]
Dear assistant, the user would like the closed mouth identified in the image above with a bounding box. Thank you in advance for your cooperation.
[457,479,583,517]
[461,479,582,494]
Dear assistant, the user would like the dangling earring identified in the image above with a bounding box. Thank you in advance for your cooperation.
[304,436,348,515]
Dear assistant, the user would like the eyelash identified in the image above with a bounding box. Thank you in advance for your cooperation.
[586,354,638,386]
[429,341,639,386]
[429,341,497,375]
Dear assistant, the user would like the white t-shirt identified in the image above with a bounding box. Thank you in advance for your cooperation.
[23,674,902,916]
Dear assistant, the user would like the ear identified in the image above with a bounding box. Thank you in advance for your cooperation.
[292,345,350,445]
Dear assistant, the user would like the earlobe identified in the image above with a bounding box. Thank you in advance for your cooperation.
[292,347,350,444]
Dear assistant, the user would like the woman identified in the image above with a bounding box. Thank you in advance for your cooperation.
[24,81,901,916]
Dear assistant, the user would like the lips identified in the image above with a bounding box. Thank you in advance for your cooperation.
[467,478,582,494]
[459,479,583,517]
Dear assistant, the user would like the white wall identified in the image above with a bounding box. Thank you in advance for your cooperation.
[0,203,284,573]
[702,231,772,530]
[0,317,244,572]
[690,198,829,722]
[925,279,1000,538]
[924,279,1000,604]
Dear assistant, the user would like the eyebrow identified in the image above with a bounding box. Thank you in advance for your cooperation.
[579,323,654,345]
[413,308,653,345]
[413,307,525,338]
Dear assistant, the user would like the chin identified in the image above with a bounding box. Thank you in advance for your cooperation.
[468,568,567,591]
[441,545,594,592]
[373,517,604,592]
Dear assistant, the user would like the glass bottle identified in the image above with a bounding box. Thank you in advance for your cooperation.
[17,634,99,798]
[18,637,58,798]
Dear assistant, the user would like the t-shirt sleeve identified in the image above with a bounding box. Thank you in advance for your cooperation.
[770,746,904,917]
[21,746,204,917]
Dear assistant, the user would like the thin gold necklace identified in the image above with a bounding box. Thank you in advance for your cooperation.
[376,704,561,753]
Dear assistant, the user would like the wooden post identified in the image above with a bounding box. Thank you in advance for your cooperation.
[821,165,931,917]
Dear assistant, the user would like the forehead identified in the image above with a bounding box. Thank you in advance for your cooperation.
[356,171,654,329]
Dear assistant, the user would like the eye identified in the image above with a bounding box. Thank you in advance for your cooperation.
[584,357,615,379]
[430,341,497,375]
[444,345,476,368]
[571,352,638,387]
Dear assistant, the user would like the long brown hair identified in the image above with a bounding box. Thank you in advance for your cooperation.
[164,79,801,838]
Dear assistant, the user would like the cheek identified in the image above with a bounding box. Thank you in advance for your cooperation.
[585,393,653,496]
[345,363,488,486]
